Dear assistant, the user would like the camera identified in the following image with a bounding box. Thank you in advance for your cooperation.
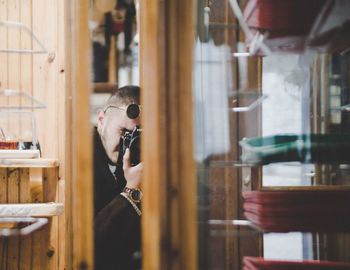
[120,125,141,166]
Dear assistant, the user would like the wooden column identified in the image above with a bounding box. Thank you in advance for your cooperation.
[65,0,93,269]
[140,0,197,269]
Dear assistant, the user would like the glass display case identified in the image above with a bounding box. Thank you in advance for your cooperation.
[0,89,45,157]
[193,0,350,269]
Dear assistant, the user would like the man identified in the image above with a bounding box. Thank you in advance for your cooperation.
[94,85,143,269]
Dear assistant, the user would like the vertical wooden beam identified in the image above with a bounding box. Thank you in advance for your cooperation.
[33,0,59,159]
[7,0,20,146]
[65,0,93,269]
[7,168,20,270]
[0,168,8,268]
[166,1,197,270]
[57,0,67,268]
[0,0,8,90]
[0,0,67,269]
[20,0,33,99]
[64,0,73,266]
[57,178,65,269]
[108,36,117,84]
[140,1,166,268]
[40,167,59,269]
[19,168,32,270]
[140,0,196,269]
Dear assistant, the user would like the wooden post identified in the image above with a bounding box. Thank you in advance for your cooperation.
[0,169,8,268]
[65,0,93,269]
[140,0,196,269]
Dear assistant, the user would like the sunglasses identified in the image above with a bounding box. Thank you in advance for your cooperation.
[103,103,141,119]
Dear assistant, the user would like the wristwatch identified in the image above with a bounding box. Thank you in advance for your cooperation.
[123,187,143,203]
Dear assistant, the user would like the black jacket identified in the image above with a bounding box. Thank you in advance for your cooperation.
[94,128,141,270]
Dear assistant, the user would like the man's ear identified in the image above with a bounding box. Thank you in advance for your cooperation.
[97,109,105,131]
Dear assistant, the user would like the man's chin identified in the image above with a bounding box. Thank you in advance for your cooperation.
[110,153,119,164]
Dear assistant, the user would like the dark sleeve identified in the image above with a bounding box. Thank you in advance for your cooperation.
[94,195,141,269]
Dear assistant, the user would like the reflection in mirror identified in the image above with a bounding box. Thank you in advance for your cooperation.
[89,0,140,123]
[89,1,141,269]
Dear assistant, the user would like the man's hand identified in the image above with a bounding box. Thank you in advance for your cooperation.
[123,148,143,189]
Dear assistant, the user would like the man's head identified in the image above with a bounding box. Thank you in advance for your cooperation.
[97,85,140,164]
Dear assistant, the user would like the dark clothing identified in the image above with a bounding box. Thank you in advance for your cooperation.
[94,128,141,270]
[92,42,109,83]
[105,0,136,54]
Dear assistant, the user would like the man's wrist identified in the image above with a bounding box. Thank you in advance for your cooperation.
[125,183,140,189]
[123,187,143,203]
[120,192,142,216]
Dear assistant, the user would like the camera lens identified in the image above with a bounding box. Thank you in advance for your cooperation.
[126,104,140,119]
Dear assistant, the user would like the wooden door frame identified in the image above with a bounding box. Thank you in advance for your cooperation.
[140,0,197,269]
[65,0,93,269]
[65,0,198,269]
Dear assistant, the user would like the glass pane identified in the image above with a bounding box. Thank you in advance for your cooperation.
[193,0,350,269]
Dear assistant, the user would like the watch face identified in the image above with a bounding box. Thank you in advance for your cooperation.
[131,189,142,202]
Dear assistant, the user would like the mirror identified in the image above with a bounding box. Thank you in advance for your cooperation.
[90,0,139,93]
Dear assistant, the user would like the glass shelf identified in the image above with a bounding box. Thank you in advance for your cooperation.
[229,90,268,112]
[206,219,261,237]
[0,217,48,237]
[240,134,350,165]
[0,89,46,110]
[340,104,350,111]
[0,21,47,54]
[207,160,259,168]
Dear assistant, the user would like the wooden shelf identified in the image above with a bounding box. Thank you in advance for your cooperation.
[0,158,59,168]
[93,82,118,94]
[0,203,63,217]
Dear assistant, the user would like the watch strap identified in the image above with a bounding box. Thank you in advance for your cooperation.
[120,192,142,216]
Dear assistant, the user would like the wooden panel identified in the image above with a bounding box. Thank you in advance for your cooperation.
[19,168,32,270]
[30,168,43,203]
[20,0,33,98]
[7,168,20,270]
[42,168,59,269]
[43,167,58,202]
[167,1,196,269]
[64,0,74,266]
[0,0,8,90]
[0,167,62,270]
[33,0,58,159]
[57,0,66,267]
[140,0,196,269]
[205,1,241,270]
[57,179,65,270]
[7,0,21,137]
[31,227,42,270]
[19,0,33,152]
[0,158,59,168]
[19,168,30,202]
[93,82,118,94]
[237,55,263,269]
[0,0,67,268]
[66,1,93,269]
[140,1,167,269]
[0,168,8,268]
[108,35,117,83]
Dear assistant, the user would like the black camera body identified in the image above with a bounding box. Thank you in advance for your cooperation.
[120,125,141,166]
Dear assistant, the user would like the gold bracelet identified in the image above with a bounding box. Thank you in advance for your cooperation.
[120,192,142,216]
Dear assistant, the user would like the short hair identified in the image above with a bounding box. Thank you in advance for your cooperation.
[105,85,140,107]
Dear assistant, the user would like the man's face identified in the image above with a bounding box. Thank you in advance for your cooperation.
[97,105,140,164]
